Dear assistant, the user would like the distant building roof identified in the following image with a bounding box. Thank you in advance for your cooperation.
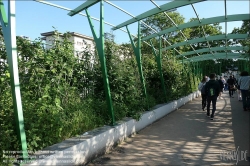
[40,31,94,41]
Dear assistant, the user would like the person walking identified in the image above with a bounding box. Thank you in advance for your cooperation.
[198,76,208,111]
[218,76,224,99]
[227,75,236,98]
[205,73,221,120]
[224,76,228,91]
[221,77,226,92]
[238,71,250,111]
[236,76,242,101]
[232,75,237,95]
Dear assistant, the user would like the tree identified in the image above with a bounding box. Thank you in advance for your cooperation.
[231,20,250,54]
[141,12,186,54]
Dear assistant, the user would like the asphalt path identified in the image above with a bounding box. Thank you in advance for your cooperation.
[88,91,250,166]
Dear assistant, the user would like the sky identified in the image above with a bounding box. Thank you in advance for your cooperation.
[1,0,249,44]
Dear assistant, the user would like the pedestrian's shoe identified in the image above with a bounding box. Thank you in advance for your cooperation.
[206,114,210,117]
[210,116,214,120]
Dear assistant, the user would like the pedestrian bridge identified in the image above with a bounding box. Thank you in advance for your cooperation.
[24,91,249,166]
[87,91,249,166]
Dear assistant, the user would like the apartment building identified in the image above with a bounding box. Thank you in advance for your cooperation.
[41,31,95,59]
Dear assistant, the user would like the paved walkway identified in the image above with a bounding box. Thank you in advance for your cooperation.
[88,91,250,166]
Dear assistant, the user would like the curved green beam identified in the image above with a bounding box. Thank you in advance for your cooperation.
[0,0,8,26]
[142,14,249,41]
[112,0,205,30]
[176,46,249,58]
[183,53,248,62]
[68,0,100,16]
[162,34,249,51]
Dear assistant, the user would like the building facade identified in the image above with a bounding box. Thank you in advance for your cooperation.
[41,31,95,58]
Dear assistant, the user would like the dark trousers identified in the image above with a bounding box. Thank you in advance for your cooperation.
[201,94,207,109]
[207,95,218,117]
[229,88,234,97]
[241,90,250,109]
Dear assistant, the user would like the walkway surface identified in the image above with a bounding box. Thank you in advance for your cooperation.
[88,91,250,166]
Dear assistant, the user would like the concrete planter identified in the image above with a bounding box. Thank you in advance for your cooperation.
[27,91,200,166]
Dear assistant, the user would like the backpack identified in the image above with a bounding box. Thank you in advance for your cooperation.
[201,83,206,94]
[207,87,216,97]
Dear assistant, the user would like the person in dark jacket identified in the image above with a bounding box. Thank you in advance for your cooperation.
[218,76,224,99]
[198,76,208,111]
[227,75,236,98]
[205,73,221,120]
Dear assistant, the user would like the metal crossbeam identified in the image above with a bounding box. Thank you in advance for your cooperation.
[112,0,205,30]
[177,46,249,58]
[68,0,100,16]
[142,14,249,41]
[162,34,249,51]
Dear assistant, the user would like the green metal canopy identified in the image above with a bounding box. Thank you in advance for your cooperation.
[162,34,249,51]
[112,0,205,30]
[183,53,248,62]
[176,46,249,58]
[142,14,249,41]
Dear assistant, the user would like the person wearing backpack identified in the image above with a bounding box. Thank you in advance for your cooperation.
[205,73,221,120]
[198,76,208,111]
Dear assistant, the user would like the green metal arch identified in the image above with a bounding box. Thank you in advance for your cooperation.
[142,14,249,41]
[162,34,249,51]
[177,46,249,58]
[183,53,248,62]
[112,0,204,30]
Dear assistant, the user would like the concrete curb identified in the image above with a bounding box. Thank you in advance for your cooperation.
[26,91,200,166]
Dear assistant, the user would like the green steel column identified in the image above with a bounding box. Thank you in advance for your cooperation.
[0,0,28,160]
[196,62,199,82]
[182,55,184,74]
[239,61,242,71]
[248,59,249,72]
[126,22,148,108]
[248,59,250,73]
[201,65,203,78]
[241,60,244,71]
[216,64,218,75]
[85,1,115,125]
[192,63,195,85]
[188,63,192,90]
[219,62,221,76]
[150,39,167,102]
